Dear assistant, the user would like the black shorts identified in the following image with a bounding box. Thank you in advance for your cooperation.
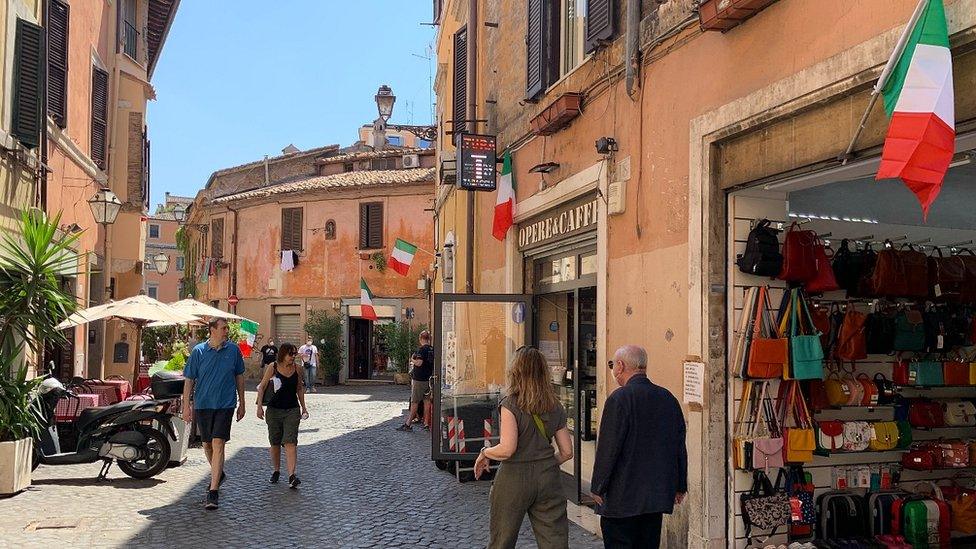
[195,408,234,442]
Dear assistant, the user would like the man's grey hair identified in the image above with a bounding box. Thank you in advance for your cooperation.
[615,345,647,370]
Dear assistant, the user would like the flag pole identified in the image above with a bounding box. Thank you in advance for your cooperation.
[840,0,928,165]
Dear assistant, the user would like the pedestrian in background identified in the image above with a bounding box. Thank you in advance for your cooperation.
[298,338,319,393]
[474,346,573,549]
[591,345,687,549]
[259,339,278,370]
[255,342,308,489]
[396,330,434,432]
[181,318,246,511]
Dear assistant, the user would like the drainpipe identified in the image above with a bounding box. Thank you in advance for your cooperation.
[264,155,270,185]
[39,0,48,212]
[464,0,478,294]
[625,0,641,96]
[228,205,239,314]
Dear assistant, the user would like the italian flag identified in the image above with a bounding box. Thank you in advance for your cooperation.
[238,319,259,358]
[876,0,954,218]
[389,238,417,276]
[492,151,516,241]
[360,278,378,321]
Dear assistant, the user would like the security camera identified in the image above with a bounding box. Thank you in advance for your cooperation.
[595,137,618,155]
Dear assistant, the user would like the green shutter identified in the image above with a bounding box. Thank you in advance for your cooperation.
[13,18,43,149]
[48,0,70,128]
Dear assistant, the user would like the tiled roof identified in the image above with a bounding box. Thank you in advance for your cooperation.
[317,147,432,164]
[205,144,341,187]
[212,167,435,204]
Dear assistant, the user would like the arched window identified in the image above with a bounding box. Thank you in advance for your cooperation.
[325,219,336,240]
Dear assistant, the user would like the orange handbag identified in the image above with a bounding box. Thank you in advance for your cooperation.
[835,305,868,361]
[857,373,879,406]
[747,286,788,379]
[945,360,970,386]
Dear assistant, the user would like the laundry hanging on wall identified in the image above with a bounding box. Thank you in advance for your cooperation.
[280,250,298,272]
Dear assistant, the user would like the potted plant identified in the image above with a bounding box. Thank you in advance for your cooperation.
[0,210,81,495]
[377,321,425,385]
[304,310,343,385]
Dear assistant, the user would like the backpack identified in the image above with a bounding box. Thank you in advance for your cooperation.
[867,491,906,536]
[736,219,783,277]
[817,491,867,540]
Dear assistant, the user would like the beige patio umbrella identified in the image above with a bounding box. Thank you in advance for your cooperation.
[57,294,201,382]
[146,298,242,327]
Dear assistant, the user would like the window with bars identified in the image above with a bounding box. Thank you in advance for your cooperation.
[359,202,383,250]
[281,207,303,251]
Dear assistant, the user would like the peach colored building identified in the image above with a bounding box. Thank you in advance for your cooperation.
[435,0,976,545]
[144,192,191,303]
[185,143,436,382]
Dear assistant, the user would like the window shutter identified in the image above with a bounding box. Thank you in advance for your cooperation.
[91,67,109,169]
[211,219,224,258]
[143,133,150,210]
[12,19,43,148]
[368,203,383,249]
[452,27,467,134]
[525,0,545,100]
[281,207,303,251]
[48,0,70,128]
[584,0,615,54]
[359,203,369,249]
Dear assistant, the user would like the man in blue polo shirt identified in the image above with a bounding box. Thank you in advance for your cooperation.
[181,318,246,510]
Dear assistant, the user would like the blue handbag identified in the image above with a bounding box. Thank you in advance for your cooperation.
[913,360,944,386]
[789,290,824,380]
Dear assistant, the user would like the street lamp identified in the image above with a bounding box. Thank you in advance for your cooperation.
[152,252,169,275]
[371,85,437,150]
[375,85,395,122]
[171,203,187,223]
[88,188,122,226]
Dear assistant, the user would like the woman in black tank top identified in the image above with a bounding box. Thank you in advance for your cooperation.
[256,342,308,488]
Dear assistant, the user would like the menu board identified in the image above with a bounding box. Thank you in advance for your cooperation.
[457,133,497,191]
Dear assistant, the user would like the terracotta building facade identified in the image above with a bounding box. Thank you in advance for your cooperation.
[185,143,436,382]
[434,0,976,546]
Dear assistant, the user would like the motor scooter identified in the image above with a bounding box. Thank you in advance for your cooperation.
[32,378,176,480]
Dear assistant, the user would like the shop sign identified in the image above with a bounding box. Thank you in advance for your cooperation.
[518,195,599,251]
[456,133,497,191]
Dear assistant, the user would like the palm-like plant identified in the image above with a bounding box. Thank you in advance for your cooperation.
[0,210,82,377]
[0,366,45,442]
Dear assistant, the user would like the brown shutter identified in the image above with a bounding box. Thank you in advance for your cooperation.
[143,133,150,210]
[281,207,303,251]
[12,18,43,148]
[211,218,224,258]
[367,203,383,249]
[91,67,109,169]
[452,27,467,134]
[359,203,369,249]
[48,0,70,128]
[584,0,616,54]
[525,0,545,100]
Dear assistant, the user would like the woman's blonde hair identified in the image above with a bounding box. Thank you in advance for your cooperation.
[507,347,558,415]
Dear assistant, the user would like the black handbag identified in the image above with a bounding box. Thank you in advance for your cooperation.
[737,219,783,277]
[832,239,860,294]
[865,310,897,355]
[740,469,790,538]
[874,373,896,405]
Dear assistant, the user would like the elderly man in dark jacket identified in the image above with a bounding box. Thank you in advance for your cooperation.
[590,345,688,549]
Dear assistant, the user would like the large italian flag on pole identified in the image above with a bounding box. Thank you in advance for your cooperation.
[492,151,516,241]
[389,238,417,276]
[238,319,259,358]
[876,0,954,218]
[360,278,378,321]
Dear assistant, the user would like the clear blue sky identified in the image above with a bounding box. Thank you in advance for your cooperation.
[147,1,436,209]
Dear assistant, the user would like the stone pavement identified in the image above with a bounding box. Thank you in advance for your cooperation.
[0,384,603,548]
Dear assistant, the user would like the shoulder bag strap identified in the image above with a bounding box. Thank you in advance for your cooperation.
[733,381,755,439]
[753,286,767,339]
[532,413,549,441]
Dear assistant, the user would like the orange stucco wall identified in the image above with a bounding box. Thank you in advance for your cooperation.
[145,217,181,303]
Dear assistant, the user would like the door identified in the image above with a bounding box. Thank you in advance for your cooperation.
[431,293,532,461]
[349,318,372,380]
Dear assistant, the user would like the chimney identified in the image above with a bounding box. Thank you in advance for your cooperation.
[282,144,300,155]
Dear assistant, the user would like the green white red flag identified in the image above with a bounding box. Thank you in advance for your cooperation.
[238,319,259,358]
[876,0,954,218]
[492,151,516,241]
[360,278,378,320]
[389,238,417,276]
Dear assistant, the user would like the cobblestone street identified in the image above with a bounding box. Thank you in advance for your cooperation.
[0,384,603,548]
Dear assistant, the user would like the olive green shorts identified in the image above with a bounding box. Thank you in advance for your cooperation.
[265,406,300,446]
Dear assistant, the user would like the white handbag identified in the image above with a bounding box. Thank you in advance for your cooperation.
[943,400,976,426]
[841,421,871,452]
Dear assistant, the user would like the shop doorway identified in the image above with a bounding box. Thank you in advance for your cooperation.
[530,246,598,504]
[348,318,372,380]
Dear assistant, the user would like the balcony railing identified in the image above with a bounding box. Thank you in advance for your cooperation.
[123,21,138,60]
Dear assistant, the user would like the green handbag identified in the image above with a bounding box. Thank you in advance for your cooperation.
[789,290,824,380]
[893,309,926,351]
[914,360,944,386]
[895,420,913,449]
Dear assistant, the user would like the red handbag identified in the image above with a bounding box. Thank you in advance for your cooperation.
[909,400,945,428]
[902,447,937,470]
[806,380,830,412]
[944,360,970,386]
[857,373,879,406]
[893,360,911,386]
[778,223,818,282]
[805,239,839,294]
[932,440,970,468]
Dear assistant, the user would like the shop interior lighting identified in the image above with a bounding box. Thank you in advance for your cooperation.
[789,212,879,224]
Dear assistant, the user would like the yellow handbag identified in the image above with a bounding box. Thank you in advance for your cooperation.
[968,362,976,385]
[732,381,755,470]
[781,381,815,463]
[868,421,899,451]
[824,372,849,408]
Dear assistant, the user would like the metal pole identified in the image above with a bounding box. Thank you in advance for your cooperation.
[465,0,478,294]
[840,0,928,164]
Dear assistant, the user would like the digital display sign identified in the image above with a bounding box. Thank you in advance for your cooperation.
[457,133,497,191]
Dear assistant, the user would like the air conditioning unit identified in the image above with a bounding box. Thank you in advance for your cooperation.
[402,154,420,168]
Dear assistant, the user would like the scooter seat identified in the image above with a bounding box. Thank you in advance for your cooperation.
[75,401,146,433]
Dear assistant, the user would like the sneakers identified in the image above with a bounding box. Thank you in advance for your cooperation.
[205,490,219,510]
[205,471,226,493]
[270,471,280,484]
[289,474,301,489]
[395,424,413,432]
